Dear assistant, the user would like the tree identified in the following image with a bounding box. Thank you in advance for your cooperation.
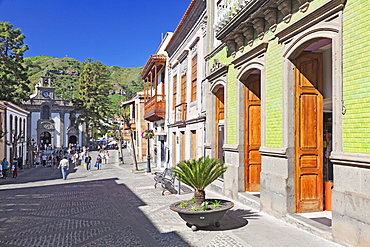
[172,157,227,205]
[6,130,25,167]
[0,21,30,104]
[73,59,114,142]
[109,123,124,163]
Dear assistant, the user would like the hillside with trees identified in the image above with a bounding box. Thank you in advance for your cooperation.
[24,56,144,102]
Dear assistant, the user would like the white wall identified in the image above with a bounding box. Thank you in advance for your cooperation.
[52,112,60,147]
[31,112,40,141]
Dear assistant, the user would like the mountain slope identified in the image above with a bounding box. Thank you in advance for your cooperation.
[24,56,144,101]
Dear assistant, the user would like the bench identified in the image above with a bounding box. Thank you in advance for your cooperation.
[153,168,178,195]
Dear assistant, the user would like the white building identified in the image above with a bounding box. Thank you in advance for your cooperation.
[0,101,29,166]
[22,76,85,149]
[165,0,207,166]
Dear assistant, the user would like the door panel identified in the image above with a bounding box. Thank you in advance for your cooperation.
[295,52,323,213]
[215,87,225,162]
[173,133,177,167]
[244,74,261,192]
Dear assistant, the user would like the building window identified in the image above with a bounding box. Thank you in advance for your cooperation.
[181,74,186,103]
[41,105,50,119]
[191,130,196,160]
[191,54,197,102]
[173,75,177,110]
[10,114,13,135]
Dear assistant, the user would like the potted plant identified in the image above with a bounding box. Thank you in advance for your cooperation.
[170,156,234,231]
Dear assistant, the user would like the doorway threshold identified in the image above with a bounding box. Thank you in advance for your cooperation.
[285,211,333,242]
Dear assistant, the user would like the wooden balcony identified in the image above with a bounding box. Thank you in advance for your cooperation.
[144,94,166,122]
[175,102,187,122]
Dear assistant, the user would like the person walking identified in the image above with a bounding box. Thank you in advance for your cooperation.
[12,157,19,178]
[104,150,110,164]
[96,154,102,170]
[85,153,92,171]
[74,151,79,167]
[1,158,9,178]
[41,154,47,167]
[58,157,69,180]
[17,156,23,170]
[35,155,41,168]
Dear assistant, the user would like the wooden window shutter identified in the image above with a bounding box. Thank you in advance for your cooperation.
[191,55,197,102]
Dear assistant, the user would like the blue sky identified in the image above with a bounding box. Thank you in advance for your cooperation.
[0,0,191,68]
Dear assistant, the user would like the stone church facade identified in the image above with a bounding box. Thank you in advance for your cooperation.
[22,76,85,148]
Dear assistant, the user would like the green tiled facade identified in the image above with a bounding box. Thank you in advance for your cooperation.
[342,0,370,153]
[265,39,283,147]
[226,66,238,145]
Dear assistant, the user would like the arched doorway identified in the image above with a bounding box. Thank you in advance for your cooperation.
[293,38,333,213]
[243,70,261,192]
[69,135,77,144]
[40,132,51,145]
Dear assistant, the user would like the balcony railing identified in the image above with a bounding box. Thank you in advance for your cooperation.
[144,94,166,122]
[214,0,257,33]
[175,102,187,122]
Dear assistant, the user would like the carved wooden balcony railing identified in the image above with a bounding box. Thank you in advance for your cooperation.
[175,102,187,122]
[144,94,166,122]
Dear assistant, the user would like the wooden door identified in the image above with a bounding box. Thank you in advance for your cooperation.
[181,132,185,161]
[295,52,324,213]
[244,74,261,192]
[191,130,196,160]
[215,87,225,161]
[173,133,177,166]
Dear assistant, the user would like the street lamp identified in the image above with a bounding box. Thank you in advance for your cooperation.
[142,127,154,173]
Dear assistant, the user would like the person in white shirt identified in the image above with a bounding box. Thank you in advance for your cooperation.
[58,157,69,180]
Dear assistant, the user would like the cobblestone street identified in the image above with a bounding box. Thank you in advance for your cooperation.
[0,150,342,247]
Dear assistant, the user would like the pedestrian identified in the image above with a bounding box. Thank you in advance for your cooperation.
[35,155,41,168]
[17,156,23,170]
[96,154,102,170]
[74,151,79,167]
[41,154,47,166]
[12,157,18,178]
[0,162,2,178]
[1,158,9,178]
[85,153,92,171]
[77,151,83,167]
[58,157,69,180]
[104,150,110,164]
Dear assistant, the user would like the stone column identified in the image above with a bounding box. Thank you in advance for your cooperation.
[60,112,65,148]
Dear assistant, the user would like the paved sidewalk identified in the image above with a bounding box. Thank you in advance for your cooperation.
[0,149,343,246]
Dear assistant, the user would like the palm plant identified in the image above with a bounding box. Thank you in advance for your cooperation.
[172,156,227,205]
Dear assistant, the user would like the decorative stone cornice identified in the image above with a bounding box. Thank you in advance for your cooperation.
[215,0,338,57]
[297,0,310,13]
[252,17,265,39]
[242,23,254,41]
[231,42,268,68]
[177,50,189,63]
[275,0,345,43]
[207,60,229,82]
[277,0,292,23]
[234,33,245,51]
[263,7,278,32]
[226,39,237,54]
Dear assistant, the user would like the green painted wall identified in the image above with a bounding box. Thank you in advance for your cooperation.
[342,0,370,153]
[265,40,283,147]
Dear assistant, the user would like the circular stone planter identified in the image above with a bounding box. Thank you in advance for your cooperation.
[170,199,234,231]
